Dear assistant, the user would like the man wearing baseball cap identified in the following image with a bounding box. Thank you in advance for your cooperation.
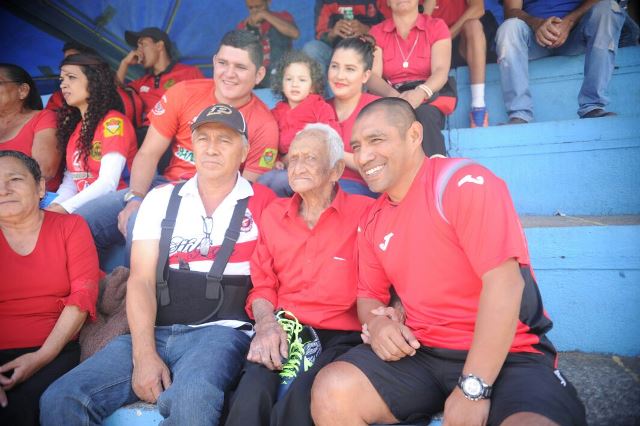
[41,104,276,426]
[117,27,203,125]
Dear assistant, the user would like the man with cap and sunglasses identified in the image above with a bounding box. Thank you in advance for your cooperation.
[117,27,203,125]
[41,104,276,426]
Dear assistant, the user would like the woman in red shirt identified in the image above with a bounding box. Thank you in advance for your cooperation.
[327,36,380,197]
[0,64,61,191]
[367,0,452,157]
[47,54,137,215]
[0,150,99,426]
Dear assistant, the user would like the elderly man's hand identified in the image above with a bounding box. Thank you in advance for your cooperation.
[366,315,420,361]
[248,319,288,370]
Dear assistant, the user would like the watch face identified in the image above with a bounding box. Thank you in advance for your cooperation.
[462,377,483,397]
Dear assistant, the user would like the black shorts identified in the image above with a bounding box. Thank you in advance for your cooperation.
[451,11,499,67]
[338,345,586,425]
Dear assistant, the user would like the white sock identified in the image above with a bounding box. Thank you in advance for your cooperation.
[471,84,485,109]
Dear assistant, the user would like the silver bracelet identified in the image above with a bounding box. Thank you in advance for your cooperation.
[418,84,433,99]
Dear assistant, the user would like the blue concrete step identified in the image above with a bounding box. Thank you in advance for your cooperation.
[446,115,640,216]
[449,45,640,128]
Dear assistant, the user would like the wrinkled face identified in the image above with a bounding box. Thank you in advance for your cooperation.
[246,0,269,15]
[213,45,264,105]
[59,64,89,110]
[0,70,27,109]
[136,36,162,68]
[0,156,44,220]
[287,131,336,195]
[328,48,370,101]
[283,62,313,108]
[350,109,413,194]
[388,0,419,13]
[192,122,248,181]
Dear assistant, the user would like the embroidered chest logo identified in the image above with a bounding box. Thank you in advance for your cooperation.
[379,232,394,252]
[241,211,254,232]
[457,175,484,187]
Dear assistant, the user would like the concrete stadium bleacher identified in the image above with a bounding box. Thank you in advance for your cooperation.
[102,46,640,425]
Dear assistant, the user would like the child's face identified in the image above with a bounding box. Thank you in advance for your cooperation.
[283,62,313,108]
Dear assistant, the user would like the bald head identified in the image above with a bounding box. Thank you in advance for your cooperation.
[356,97,418,135]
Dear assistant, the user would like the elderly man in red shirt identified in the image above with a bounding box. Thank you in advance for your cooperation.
[224,123,373,426]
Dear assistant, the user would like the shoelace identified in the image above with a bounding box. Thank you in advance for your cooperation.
[276,311,305,380]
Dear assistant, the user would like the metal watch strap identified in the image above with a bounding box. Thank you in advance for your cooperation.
[458,374,493,401]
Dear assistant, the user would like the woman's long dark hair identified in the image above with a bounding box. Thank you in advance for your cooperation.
[333,35,376,71]
[56,54,123,168]
[0,63,42,110]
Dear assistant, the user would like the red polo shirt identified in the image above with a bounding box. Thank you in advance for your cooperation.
[128,62,203,125]
[358,158,556,355]
[149,79,279,181]
[247,188,373,331]
[369,13,450,85]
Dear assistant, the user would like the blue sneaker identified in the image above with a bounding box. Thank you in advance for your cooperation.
[275,310,322,400]
[470,107,489,128]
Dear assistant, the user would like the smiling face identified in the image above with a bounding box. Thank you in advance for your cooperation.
[328,47,371,101]
[282,62,313,108]
[0,156,44,221]
[59,64,89,111]
[192,122,248,182]
[350,107,422,199]
[213,45,265,107]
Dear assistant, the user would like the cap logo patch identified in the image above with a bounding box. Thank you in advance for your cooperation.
[207,105,233,116]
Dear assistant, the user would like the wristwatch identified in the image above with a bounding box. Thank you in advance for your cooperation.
[123,190,144,203]
[458,374,492,401]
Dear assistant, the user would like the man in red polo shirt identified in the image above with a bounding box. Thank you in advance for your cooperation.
[238,0,300,88]
[116,27,203,125]
[74,30,279,265]
[311,98,586,425]
[225,124,373,426]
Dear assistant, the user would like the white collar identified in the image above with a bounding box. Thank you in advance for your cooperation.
[179,172,253,205]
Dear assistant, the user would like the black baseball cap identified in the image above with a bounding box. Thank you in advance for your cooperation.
[190,104,248,138]
[125,27,171,48]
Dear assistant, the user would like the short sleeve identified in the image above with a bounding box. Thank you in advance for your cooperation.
[443,164,530,278]
[148,82,186,140]
[58,215,100,320]
[33,109,57,132]
[99,111,136,158]
[429,17,451,44]
[356,213,392,304]
[243,107,279,174]
[132,184,173,241]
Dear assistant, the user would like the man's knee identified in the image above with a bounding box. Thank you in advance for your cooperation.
[461,18,485,40]
[496,18,529,52]
[311,361,360,418]
[501,411,560,426]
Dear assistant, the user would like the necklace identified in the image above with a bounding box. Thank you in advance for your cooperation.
[394,32,419,69]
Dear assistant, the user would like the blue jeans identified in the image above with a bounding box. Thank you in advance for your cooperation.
[74,175,169,265]
[40,325,250,426]
[496,0,625,121]
[338,179,379,198]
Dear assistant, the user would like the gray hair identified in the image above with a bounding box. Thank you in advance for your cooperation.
[295,123,344,168]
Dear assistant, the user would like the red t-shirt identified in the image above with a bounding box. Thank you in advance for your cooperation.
[369,13,450,85]
[358,158,555,355]
[329,92,380,183]
[46,87,144,128]
[149,79,279,181]
[248,188,373,330]
[65,110,137,192]
[271,94,340,155]
[430,0,468,27]
[0,212,99,349]
[128,62,204,125]
[0,109,60,191]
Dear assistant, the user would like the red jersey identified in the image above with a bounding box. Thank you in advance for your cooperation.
[0,212,99,349]
[430,0,468,27]
[315,1,384,42]
[65,110,137,192]
[128,62,203,125]
[149,79,279,181]
[0,109,60,191]
[369,14,450,85]
[358,158,556,355]
[46,87,144,128]
[329,92,380,183]
[248,188,373,331]
[271,94,340,155]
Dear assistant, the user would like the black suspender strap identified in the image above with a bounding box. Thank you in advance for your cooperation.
[205,196,249,300]
[156,182,185,307]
